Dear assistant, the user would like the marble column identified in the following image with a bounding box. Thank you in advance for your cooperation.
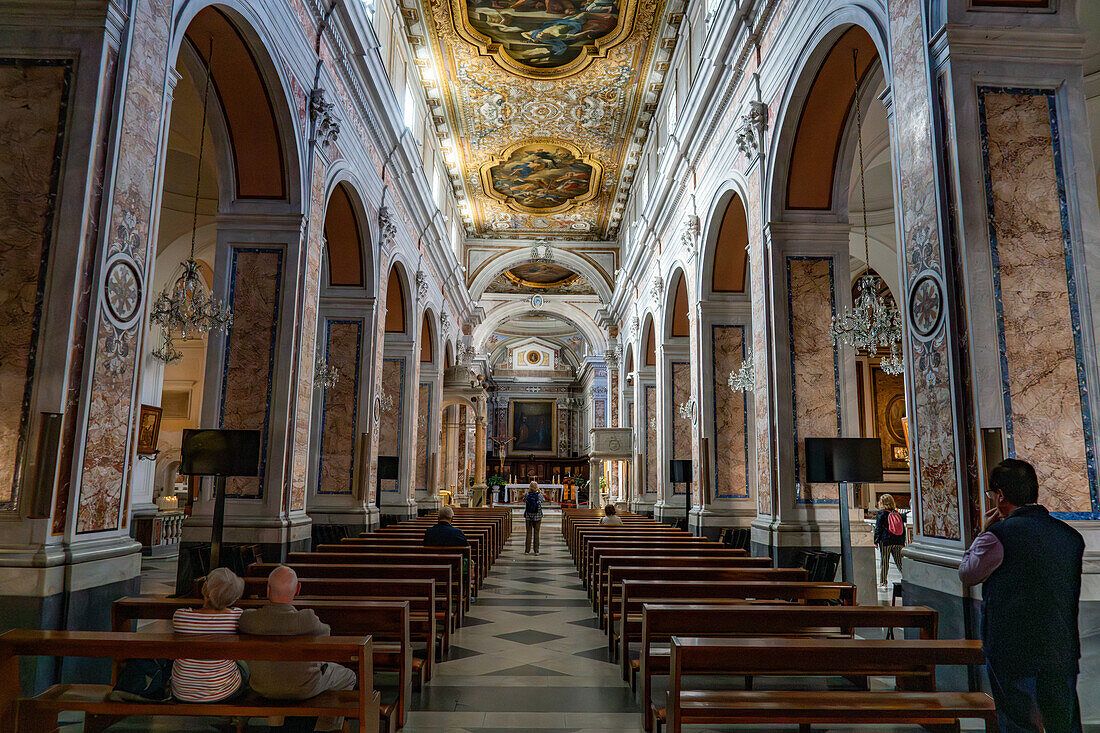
[752,222,875,599]
[632,363,658,516]
[472,412,487,507]
[889,4,1100,710]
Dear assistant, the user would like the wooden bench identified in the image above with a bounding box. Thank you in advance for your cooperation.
[602,566,809,651]
[580,537,717,582]
[569,525,685,557]
[112,596,414,727]
[574,530,691,569]
[0,629,380,733]
[635,604,939,730]
[235,576,444,661]
[662,637,995,733]
[330,541,478,598]
[367,530,489,581]
[595,554,773,616]
[252,560,461,631]
[586,546,748,591]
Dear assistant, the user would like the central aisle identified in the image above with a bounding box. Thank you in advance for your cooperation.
[404,511,641,732]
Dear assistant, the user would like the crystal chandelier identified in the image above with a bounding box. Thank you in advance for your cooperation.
[830,49,904,376]
[728,352,754,393]
[678,399,694,422]
[314,357,340,391]
[151,42,231,363]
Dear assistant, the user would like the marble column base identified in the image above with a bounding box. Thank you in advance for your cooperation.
[688,506,757,539]
[629,498,656,517]
[416,495,442,515]
[0,537,142,693]
[379,497,419,522]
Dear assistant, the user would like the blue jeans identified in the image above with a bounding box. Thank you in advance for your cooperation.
[986,662,1082,732]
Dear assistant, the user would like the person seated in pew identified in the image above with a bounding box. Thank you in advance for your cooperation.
[239,565,357,732]
[423,505,469,547]
[171,567,248,703]
[600,504,623,526]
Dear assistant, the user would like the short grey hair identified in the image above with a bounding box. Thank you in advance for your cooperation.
[202,567,244,610]
[439,505,454,521]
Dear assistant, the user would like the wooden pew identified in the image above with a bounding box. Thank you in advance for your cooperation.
[262,557,461,627]
[597,556,777,624]
[112,597,414,728]
[235,577,443,662]
[571,526,685,559]
[354,532,488,587]
[591,549,759,606]
[402,517,501,558]
[567,522,682,555]
[635,604,939,730]
[331,541,478,600]
[580,536,714,578]
[663,637,995,733]
[0,630,380,733]
[602,566,809,652]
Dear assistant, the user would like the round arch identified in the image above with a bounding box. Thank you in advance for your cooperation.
[473,301,607,354]
[467,248,614,302]
[639,312,658,368]
[765,3,891,222]
[323,167,378,293]
[698,178,753,300]
[384,259,415,338]
[169,2,304,208]
[662,265,691,341]
[419,307,440,365]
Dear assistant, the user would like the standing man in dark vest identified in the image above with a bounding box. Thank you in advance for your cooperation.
[959,458,1085,732]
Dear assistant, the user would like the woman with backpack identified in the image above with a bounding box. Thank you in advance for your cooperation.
[524,481,545,555]
[874,494,907,589]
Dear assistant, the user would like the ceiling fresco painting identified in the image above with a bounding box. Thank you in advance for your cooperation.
[418,0,671,238]
[459,0,630,74]
[484,262,598,294]
[484,142,600,212]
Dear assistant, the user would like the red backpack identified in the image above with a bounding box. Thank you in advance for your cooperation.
[887,510,905,538]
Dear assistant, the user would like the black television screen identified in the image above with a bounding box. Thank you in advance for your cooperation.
[377,456,399,481]
[180,429,262,477]
[805,438,882,484]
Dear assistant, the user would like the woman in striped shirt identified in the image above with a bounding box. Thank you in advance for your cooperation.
[171,567,247,702]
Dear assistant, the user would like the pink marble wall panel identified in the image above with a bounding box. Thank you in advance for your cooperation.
[379,358,404,493]
[290,159,327,510]
[672,361,691,495]
[981,90,1094,514]
[0,60,71,511]
[557,406,568,456]
[747,181,773,515]
[76,0,173,532]
[712,326,749,500]
[787,258,839,504]
[889,0,961,539]
[367,254,391,506]
[318,320,362,495]
[221,249,283,498]
[416,383,431,493]
[645,385,656,494]
[457,406,468,492]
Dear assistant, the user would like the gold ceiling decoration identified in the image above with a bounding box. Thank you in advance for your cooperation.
[480,140,603,214]
[417,0,671,238]
[452,0,638,78]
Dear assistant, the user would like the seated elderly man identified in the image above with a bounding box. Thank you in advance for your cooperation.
[239,565,356,732]
[423,505,469,547]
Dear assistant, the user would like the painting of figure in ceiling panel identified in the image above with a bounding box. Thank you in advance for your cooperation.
[463,0,625,71]
[484,143,600,212]
[485,264,598,295]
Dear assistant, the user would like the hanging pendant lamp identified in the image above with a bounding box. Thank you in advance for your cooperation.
[830,49,904,376]
[151,40,232,363]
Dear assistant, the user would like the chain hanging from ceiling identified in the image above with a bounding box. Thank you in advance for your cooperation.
[830,49,904,376]
[151,40,232,363]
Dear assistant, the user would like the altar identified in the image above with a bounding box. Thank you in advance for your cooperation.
[501,483,567,504]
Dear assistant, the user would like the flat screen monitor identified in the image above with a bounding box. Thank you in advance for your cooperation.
[180,429,262,477]
[805,438,882,484]
[377,456,399,481]
[669,459,692,484]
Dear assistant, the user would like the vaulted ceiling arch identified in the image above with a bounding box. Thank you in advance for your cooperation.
[473,300,606,355]
[469,248,613,302]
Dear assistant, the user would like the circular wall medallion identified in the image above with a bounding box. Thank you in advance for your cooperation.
[104,257,142,326]
[530,294,545,309]
[526,350,542,365]
[908,273,943,339]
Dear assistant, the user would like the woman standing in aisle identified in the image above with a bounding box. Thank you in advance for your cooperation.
[874,494,907,590]
[524,481,545,555]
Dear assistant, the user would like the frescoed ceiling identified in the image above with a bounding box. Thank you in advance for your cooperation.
[484,263,597,295]
[412,0,675,239]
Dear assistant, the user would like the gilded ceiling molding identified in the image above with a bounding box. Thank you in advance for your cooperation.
[450,0,640,79]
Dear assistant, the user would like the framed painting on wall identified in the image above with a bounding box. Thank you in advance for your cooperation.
[137,405,163,455]
[510,399,557,455]
[871,366,909,471]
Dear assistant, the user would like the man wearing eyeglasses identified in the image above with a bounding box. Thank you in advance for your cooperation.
[959,459,1084,733]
